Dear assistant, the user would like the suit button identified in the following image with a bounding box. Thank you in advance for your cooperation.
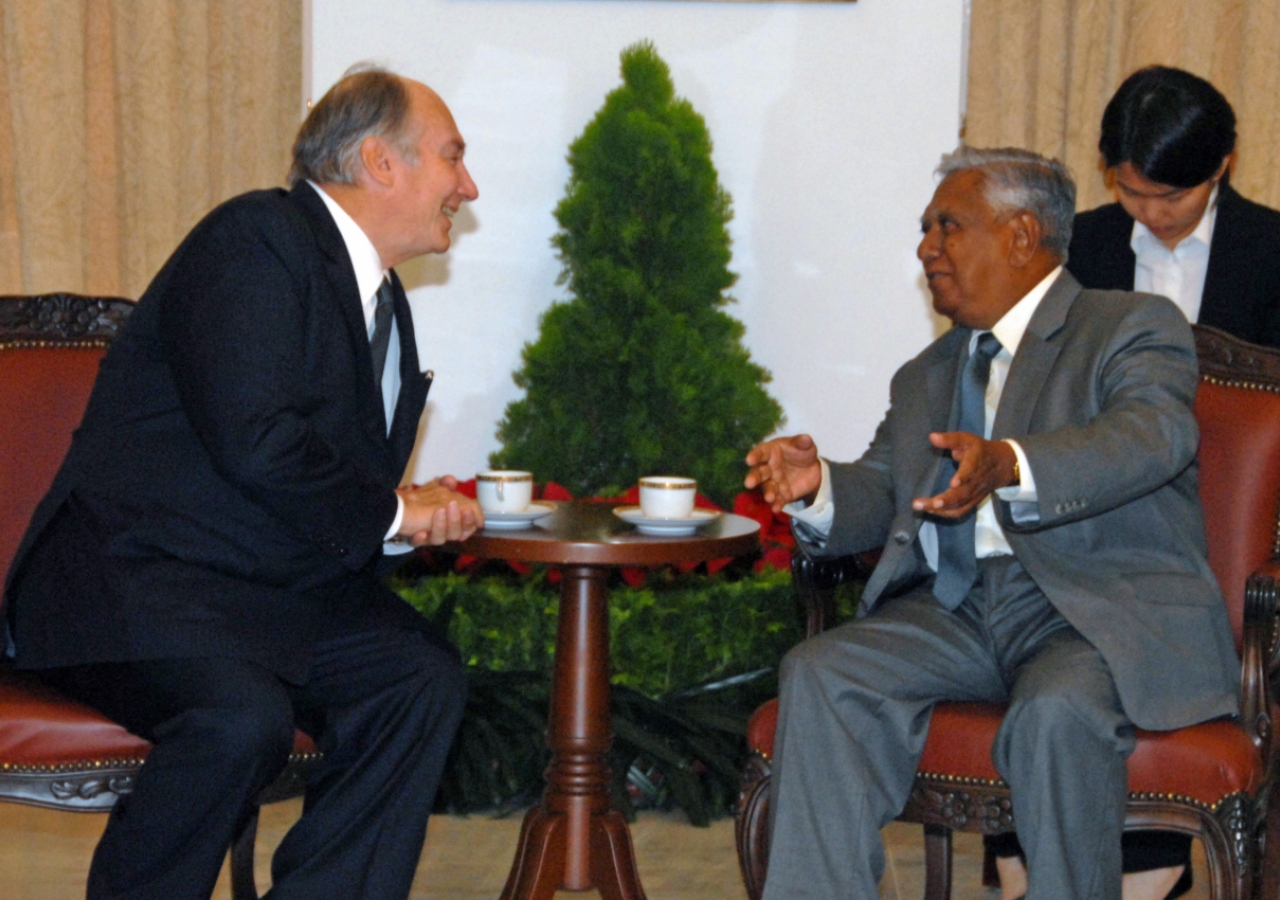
[893,531,910,545]
[337,547,349,558]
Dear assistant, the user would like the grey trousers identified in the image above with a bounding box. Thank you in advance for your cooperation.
[762,556,1136,900]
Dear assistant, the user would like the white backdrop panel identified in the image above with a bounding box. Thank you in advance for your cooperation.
[310,0,964,485]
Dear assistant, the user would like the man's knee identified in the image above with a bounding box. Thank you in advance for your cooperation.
[1001,680,1130,759]
[397,634,469,727]
[426,648,468,721]
[779,630,849,689]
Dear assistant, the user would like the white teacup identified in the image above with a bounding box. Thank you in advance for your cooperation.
[638,476,697,519]
[476,470,533,513]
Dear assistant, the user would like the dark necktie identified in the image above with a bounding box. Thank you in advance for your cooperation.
[369,279,395,385]
[932,331,1002,609]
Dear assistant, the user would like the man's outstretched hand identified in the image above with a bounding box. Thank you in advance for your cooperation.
[912,432,1017,518]
[745,434,823,513]
[396,476,485,546]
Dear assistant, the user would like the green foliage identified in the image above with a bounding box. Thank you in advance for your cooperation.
[608,566,796,695]
[395,565,801,695]
[491,41,783,506]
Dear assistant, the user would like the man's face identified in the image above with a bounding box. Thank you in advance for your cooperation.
[385,84,479,261]
[917,170,1018,330]
[1110,161,1222,251]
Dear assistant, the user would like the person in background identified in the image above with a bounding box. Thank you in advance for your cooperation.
[988,64,1280,900]
[1070,65,1280,347]
[2,66,482,900]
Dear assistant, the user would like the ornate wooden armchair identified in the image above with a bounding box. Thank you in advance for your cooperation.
[735,324,1280,900]
[0,293,320,900]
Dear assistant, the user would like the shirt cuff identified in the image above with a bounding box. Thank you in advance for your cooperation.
[384,493,406,541]
[785,458,834,539]
[994,439,1037,502]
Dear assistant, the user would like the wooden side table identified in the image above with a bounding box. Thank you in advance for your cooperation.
[448,500,760,900]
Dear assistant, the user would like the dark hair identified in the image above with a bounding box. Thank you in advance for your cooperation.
[288,65,419,187]
[1099,66,1236,189]
[937,146,1077,258]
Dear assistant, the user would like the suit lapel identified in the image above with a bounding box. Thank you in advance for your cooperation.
[1102,211,1137,290]
[386,272,429,466]
[921,331,968,495]
[288,184,414,482]
[288,183,371,364]
[991,271,1078,440]
[1200,184,1251,334]
[288,186,429,475]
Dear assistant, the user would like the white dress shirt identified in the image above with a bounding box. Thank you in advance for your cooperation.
[1131,186,1218,324]
[308,182,406,543]
[789,267,1064,569]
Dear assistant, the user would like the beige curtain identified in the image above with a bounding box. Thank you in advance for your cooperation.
[0,0,301,298]
[966,0,1280,211]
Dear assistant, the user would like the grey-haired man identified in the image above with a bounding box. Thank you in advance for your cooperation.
[745,147,1238,900]
[5,68,481,900]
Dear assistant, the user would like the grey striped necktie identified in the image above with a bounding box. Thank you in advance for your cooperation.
[932,331,1002,609]
[369,279,395,384]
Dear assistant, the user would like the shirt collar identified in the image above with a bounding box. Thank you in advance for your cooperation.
[982,265,1062,357]
[1129,184,1219,257]
[308,181,388,327]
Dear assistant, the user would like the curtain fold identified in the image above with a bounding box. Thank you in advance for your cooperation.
[967,0,1280,211]
[0,0,301,297]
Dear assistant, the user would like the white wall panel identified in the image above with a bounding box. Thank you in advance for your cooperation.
[311,0,964,484]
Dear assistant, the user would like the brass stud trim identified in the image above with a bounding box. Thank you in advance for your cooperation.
[0,752,321,775]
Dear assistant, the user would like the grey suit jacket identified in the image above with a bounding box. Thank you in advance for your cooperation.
[810,272,1240,731]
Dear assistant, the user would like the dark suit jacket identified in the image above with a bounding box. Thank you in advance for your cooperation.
[3,183,437,683]
[810,273,1240,731]
[1067,183,1280,348]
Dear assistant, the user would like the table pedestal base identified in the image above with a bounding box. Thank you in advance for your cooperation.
[499,804,645,900]
[499,565,649,900]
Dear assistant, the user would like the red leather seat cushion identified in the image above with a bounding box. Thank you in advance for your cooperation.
[0,675,150,765]
[747,698,1262,808]
[0,674,318,767]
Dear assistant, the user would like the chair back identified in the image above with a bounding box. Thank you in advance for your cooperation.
[0,295,133,589]
[1193,325,1280,651]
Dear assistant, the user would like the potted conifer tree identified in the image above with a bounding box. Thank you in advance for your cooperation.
[491,41,782,507]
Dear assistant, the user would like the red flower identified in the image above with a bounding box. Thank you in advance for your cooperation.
[539,482,575,502]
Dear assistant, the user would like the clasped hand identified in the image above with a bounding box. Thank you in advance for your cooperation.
[912,431,1017,518]
[396,476,485,546]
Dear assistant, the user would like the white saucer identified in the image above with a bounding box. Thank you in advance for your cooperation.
[481,501,556,530]
[614,506,721,536]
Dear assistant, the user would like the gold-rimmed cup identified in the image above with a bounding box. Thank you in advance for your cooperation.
[638,476,697,519]
[476,470,533,513]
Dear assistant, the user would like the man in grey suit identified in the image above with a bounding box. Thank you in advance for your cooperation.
[744,147,1239,900]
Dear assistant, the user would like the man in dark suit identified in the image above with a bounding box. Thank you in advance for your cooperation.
[744,147,1239,900]
[2,67,483,900]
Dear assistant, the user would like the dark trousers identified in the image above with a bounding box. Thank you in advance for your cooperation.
[43,627,468,900]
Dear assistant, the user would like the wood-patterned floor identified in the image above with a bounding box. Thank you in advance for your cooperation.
[0,798,1209,899]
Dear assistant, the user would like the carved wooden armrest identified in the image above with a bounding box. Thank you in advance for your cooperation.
[790,550,878,638]
[1239,558,1280,757]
